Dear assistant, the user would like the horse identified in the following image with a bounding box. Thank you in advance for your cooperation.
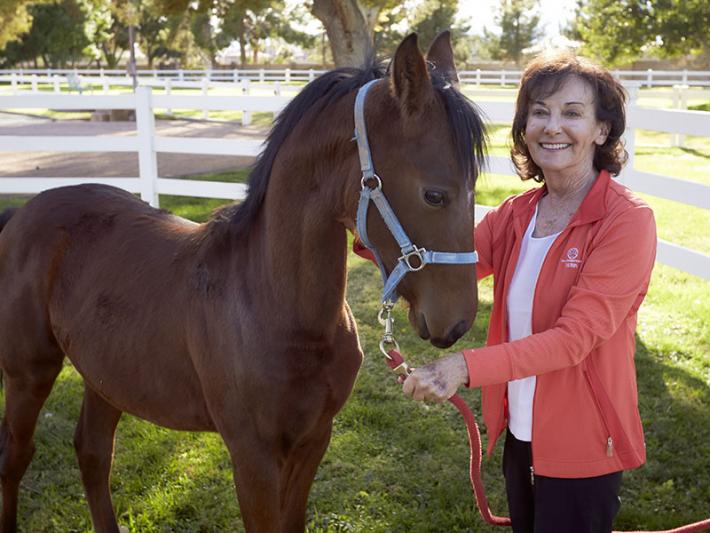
[0,32,486,532]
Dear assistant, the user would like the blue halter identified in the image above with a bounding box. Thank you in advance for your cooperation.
[353,79,479,303]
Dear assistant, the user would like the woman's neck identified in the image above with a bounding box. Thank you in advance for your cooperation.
[543,166,598,202]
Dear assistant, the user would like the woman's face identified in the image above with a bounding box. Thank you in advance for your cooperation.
[524,76,608,179]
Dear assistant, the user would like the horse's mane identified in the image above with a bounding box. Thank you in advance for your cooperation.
[209,61,486,239]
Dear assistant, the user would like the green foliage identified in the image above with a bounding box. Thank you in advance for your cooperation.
[0,0,42,49]
[2,0,90,68]
[81,0,129,68]
[483,0,542,65]
[213,0,314,66]
[374,0,472,63]
[573,0,710,66]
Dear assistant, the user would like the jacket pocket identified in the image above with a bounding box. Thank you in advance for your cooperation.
[583,366,615,457]
[582,359,637,462]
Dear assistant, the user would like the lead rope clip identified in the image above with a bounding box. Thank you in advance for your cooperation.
[378,303,411,377]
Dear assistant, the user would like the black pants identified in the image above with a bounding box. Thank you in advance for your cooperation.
[502,431,622,533]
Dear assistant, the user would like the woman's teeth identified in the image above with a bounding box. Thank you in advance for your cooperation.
[541,143,571,150]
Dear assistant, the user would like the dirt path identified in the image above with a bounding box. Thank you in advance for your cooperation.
[0,112,267,179]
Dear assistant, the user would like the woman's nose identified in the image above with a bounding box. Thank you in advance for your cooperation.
[543,114,561,135]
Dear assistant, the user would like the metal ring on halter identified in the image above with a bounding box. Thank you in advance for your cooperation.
[400,246,427,272]
[360,174,382,190]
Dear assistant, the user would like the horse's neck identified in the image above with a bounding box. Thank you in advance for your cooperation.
[250,135,358,333]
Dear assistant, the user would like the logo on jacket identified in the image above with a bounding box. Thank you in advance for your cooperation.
[561,247,582,268]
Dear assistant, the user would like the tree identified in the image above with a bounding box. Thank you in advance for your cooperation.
[310,0,399,67]
[409,0,471,65]
[0,0,43,50]
[82,0,130,68]
[484,0,542,65]
[2,0,90,68]
[572,0,710,66]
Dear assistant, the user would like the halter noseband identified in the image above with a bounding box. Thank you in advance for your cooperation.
[353,79,479,304]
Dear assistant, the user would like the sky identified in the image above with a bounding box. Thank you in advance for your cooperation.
[458,0,577,38]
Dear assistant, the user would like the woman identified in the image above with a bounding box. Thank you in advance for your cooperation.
[402,51,657,533]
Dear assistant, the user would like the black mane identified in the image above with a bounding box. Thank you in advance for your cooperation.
[214,62,487,237]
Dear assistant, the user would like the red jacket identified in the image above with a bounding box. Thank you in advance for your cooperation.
[464,170,656,478]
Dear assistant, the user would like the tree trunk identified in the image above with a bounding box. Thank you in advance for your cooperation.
[239,33,247,67]
[311,0,375,68]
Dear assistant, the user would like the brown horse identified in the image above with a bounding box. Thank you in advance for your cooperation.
[0,32,485,532]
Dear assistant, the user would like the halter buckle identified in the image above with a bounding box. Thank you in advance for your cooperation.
[400,246,427,272]
[360,173,382,191]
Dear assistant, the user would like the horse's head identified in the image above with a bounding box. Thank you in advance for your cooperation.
[356,32,486,349]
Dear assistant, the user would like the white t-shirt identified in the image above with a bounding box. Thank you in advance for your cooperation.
[506,206,560,442]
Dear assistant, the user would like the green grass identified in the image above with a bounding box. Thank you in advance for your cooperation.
[0,143,708,531]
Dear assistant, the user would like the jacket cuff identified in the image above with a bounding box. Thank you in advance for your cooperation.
[463,346,513,388]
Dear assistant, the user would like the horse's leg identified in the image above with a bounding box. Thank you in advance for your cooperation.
[74,386,122,533]
[279,423,333,533]
[226,438,283,533]
[0,359,62,533]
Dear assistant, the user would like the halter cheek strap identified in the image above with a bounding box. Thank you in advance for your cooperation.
[353,79,478,303]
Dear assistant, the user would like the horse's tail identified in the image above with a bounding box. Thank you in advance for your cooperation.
[0,207,18,234]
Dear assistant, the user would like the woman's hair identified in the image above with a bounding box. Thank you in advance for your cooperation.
[511,50,628,182]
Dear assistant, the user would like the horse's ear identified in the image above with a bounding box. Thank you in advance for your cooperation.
[426,30,459,88]
[391,33,433,118]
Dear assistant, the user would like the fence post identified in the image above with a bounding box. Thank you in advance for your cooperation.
[179,69,184,81]
[620,82,640,184]
[233,69,238,83]
[241,79,252,126]
[53,75,60,93]
[476,68,481,87]
[646,69,653,88]
[285,68,291,83]
[31,75,38,93]
[102,77,109,94]
[11,73,17,94]
[501,70,506,86]
[165,78,173,116]
[308,69,315,82]
[201,77,209,120]
[135,86,159,207]
[682,69,688,85]
[676,84,688,148]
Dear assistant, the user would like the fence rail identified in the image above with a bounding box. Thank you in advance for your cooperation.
[0,86,708,279]
[2,67,710,87]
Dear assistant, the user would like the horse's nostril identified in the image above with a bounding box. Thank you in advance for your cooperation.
[430,320,469,349]
[449,320,469,343]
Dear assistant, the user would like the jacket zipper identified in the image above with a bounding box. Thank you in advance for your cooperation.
[527,220,563,487]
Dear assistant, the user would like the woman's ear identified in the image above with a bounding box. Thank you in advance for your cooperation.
[595,122,610,145]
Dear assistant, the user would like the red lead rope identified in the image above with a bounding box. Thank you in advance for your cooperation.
[384,349,710,533]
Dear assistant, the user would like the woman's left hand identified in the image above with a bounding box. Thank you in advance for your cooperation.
[402,352,469,402]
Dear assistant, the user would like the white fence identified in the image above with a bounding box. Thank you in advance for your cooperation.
[3,67,710,88]
[0,86,708,280]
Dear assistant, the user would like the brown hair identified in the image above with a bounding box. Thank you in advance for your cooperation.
[511,50,628,182]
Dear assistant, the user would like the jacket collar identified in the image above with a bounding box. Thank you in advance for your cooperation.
[511,169,611,235]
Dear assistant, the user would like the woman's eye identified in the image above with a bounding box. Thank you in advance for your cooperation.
[531,109,547,116]
[424,190,447,206]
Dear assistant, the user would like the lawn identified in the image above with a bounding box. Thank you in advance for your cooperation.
[0,125,708,531]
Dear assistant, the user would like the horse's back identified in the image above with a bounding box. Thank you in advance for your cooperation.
[0,184,213,429]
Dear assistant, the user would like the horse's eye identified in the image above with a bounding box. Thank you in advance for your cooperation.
[424,189,447,207]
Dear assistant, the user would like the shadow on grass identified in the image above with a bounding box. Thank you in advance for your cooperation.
[615,336,710,531]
